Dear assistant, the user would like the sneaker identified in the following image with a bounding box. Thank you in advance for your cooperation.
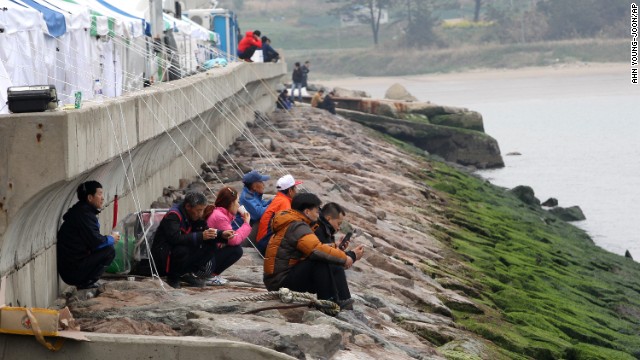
[181,273,205,288]
[205,275,229,286]
[166,277,181,289]
[338,298,355,311]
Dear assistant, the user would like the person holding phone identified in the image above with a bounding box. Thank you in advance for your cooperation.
[264,194,355,312]
[315,202,365,264]
[203,187,249,285]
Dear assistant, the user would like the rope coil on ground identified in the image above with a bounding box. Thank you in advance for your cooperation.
[231,288,340,316]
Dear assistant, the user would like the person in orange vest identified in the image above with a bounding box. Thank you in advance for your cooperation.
[255,174,302,255]
[263,193,355,312]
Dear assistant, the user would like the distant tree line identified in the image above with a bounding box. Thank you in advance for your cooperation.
[327,0,631,48]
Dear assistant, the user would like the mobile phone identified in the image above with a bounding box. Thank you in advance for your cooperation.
[338,232,353,250]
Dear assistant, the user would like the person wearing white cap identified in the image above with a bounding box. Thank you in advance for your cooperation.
[256,174,302,255]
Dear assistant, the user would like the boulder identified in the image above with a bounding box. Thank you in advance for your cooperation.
[405,103,467,118]
[625,250,634,260]
[384,83,418,102]
[338,109,504,169]
[548,206,586,221]
[333,86,371,98]
[509,185,541,206]
[541,198,559,207]
[184,312,343,359]
[430,111,485,132]
[187,181,208,193]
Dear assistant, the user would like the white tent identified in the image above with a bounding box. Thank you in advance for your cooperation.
[0,0,48,95]
[23,0,95,103]
[0,58,11,115]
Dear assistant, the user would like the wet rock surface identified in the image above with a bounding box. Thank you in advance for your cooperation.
[63,107,495,359]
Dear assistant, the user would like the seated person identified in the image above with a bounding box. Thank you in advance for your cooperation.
[263,193,355,310]
[256,174,302,255]
[261,36,280,63]
[314,202,365,309]
[57,181,120,289]
[238,30,262,61]
[311,89,324,108]
[151,191,233,289]
[276,89,292,110]
[234,170,272,229]
[318,91,337,115]
[203,187,250,285]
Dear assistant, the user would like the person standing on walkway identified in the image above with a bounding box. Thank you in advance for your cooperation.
[57,181,120,289]
[291,62,304,102]
[301,61,311,89]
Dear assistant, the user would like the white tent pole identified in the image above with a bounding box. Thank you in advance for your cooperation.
[225,15,230,60]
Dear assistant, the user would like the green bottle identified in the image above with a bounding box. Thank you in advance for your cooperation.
[74,91,82,109]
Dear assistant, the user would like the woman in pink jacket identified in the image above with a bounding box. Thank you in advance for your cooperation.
[204,187,251,285]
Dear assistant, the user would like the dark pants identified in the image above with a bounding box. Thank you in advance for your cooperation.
[59,246,115,289]
[210,245,243,275]
[167,242,217,280]
[238,46,258,60]
[281,260,351,301]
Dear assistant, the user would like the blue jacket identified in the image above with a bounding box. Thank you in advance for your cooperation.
[233,187,272,229]
[262,43,280,62]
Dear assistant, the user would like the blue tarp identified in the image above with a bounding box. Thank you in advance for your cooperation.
[97,0,151,36]
[13,0,66,37]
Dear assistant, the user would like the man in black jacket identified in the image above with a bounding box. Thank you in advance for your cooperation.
[318,91,337,115]
[57,181,120,289]
[291,62,304,102]
[314,202,364,309]
[261,36,280,63]
[151,191,234,289]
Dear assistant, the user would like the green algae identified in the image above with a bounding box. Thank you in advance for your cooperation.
[423,161,640,359]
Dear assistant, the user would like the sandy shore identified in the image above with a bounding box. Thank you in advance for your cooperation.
[316,62,637,106]
[318,62,629,85]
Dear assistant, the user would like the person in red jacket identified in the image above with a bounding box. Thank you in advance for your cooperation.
[238,30,262,61]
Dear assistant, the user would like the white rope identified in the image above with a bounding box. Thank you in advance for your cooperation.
[7,28,339,264]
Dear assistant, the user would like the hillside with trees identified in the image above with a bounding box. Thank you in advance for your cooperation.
[218,0,631,75]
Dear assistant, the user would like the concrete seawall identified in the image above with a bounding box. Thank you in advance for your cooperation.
[0,62,287,308]
[0,333,296,360]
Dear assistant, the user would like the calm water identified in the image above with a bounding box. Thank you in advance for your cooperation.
[322,65,640,257]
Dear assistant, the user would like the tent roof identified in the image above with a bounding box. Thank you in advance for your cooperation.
[0,0,47,34]
[15,0,66,37]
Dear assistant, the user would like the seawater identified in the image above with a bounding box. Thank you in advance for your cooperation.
[322,65,640,257]
[474,96,640,257]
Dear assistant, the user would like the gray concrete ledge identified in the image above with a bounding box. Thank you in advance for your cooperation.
[0,62,286,307]
[0,333,296,360]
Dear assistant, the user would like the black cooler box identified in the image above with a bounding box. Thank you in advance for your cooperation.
[7,85,58,113]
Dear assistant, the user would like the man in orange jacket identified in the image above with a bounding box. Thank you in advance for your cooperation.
[263,193,354,311]
[256,174,301,254]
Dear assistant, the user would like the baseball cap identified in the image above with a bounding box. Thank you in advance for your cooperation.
[243,170,270,185]
[276,174,303,191]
